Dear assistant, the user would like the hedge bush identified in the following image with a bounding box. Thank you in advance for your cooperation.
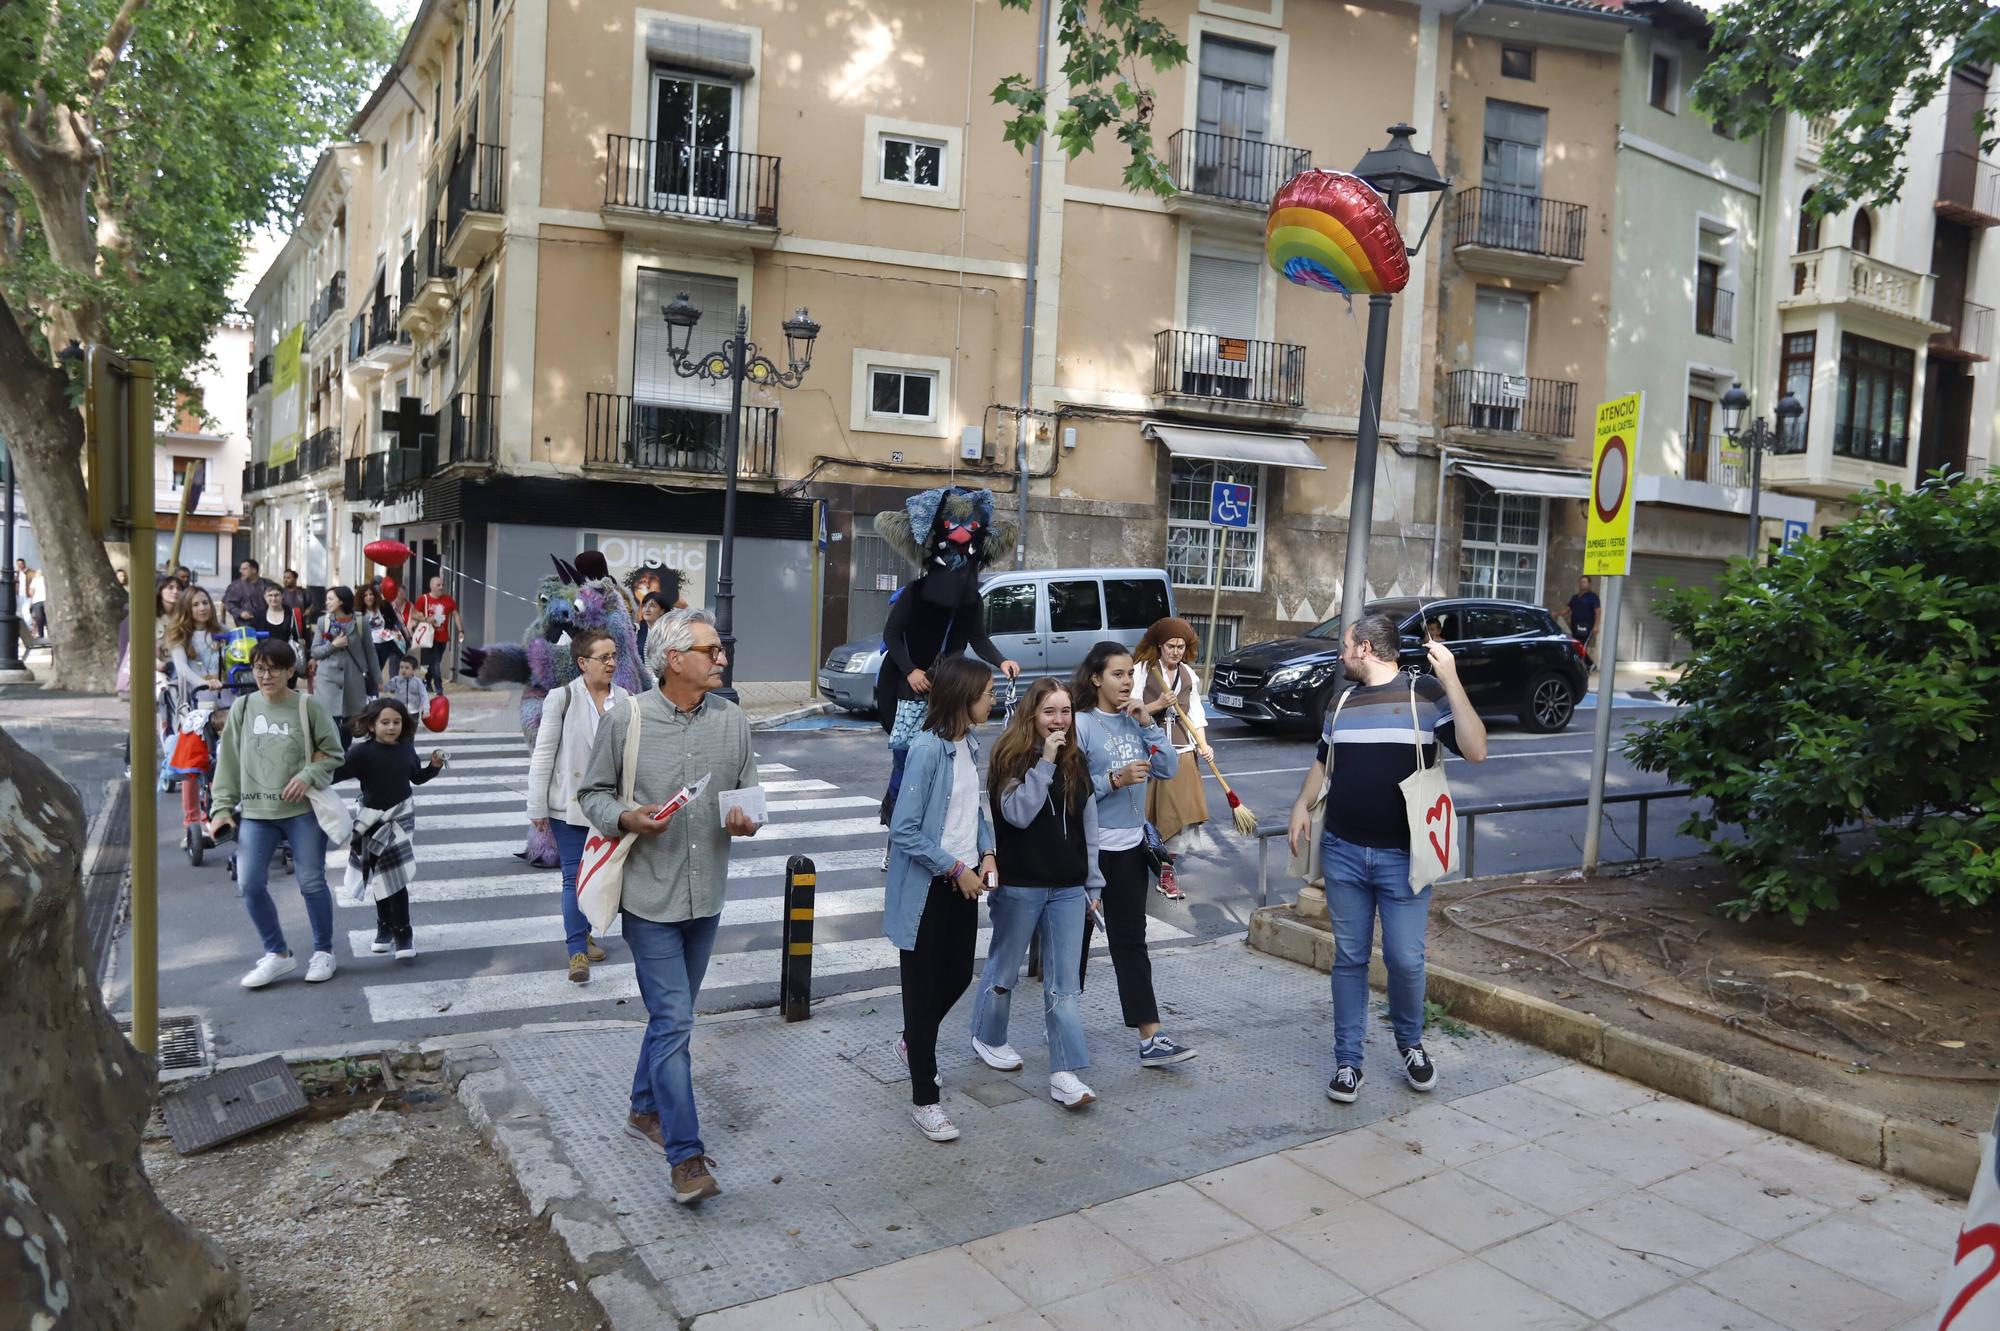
[1624,474,2000,919]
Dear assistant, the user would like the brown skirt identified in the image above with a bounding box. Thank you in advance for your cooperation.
[1147,752,1209,842]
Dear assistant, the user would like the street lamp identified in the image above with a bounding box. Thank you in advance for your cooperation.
[659,294,820,701]
[1340,124,1450,632]
[1720,381,1805,559]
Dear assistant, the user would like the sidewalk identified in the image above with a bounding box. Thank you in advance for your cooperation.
[457,936,1957,1330]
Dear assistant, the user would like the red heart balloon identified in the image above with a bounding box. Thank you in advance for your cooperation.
[364,539,412,569]
[380,576,399,602]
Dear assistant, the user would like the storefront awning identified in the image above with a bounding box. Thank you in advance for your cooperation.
[1457,461,1591,499]
[1143,422,1325,471]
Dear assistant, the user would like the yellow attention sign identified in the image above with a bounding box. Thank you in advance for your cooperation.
[1585,391,1642,577]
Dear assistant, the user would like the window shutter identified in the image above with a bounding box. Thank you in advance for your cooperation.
[1187,254,1259,338]
[645,19,755,81]
[633,268,736,409]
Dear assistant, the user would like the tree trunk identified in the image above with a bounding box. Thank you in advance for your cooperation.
[0,294,126,691]
[0,727,248,1330]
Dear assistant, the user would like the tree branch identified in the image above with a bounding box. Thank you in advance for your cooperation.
[86,0,149,101]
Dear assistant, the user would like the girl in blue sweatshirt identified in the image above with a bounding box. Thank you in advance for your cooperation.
[1071,641,1197,1068]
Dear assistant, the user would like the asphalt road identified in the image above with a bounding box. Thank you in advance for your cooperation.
[115,694,1687,1062]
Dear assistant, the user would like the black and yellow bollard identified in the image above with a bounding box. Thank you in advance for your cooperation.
[780,855,815,1022]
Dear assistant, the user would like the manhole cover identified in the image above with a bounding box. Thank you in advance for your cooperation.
[113,1012,209,1072]
[162,1056,308,1155]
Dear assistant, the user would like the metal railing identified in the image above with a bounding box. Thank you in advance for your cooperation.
[1833,422,1909,466]
[603,135,782,227]
[342,455,365,502]
[1250,785,1695,904]
[361,294,406,354]
[449,392,497,465]
[1933,297,1994,359]
[583,394,778,476]
[301,427,340,475]
[1453,187,1587,262]
[1695,284,1735,341]
[420,218,454,285]
[256,355,273,388]
[309,272,345,333]
[1153,329,1306,408]
[245,368,258,398]
[1937,149,2000,222]
[347,311,368,362]
[1442,369,1578,438]
[447,141,506,233]
[1164,128,1310,207]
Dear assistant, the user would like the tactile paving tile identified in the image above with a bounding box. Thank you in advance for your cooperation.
[500,940,1566,1316]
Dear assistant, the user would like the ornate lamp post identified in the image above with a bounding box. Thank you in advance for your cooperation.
[660,294,820,700]
[1720,381,1805,559]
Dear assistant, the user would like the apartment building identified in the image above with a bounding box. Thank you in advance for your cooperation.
[155,312,254,580]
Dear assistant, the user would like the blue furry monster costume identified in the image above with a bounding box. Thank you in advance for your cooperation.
[463,550,654,868]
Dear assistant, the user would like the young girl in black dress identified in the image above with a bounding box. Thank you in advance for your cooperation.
[332,697,445,959]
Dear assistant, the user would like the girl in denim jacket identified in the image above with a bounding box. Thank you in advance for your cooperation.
[882,656,996,1143]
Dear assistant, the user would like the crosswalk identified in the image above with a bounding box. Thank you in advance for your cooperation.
[332,727,1192,1032]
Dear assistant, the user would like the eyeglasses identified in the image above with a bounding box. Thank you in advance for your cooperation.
[677,644,728,660]
[250,664,286,676]
[585,653,618,665]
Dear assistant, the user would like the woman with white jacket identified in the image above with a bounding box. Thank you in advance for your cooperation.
[527,629,630,984]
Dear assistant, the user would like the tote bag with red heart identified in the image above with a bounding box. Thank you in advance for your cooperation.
[1398,675,1458,891]
[574,695,645,934]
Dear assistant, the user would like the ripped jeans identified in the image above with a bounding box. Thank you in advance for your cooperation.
[970,885,1091,1073]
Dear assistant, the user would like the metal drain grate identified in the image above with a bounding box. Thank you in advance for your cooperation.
[162,1056,307,1155]
[113,1013,209,1072]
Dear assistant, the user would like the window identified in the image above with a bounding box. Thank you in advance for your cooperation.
[471,0,481,60]
[1649,51,1678,113]
[1776,331,1815,453]
[880,135,942,189]
[1166,457,1262,590]
[1695,225,1732,339]
[170,456,202,491]
[432,83,441,143]
[1833,333,1914,465]
[1195,37,1276,202]
[1796,190,1821,253]
[632,267,735,461]
[1180,250,1261,397]
[1457,485,1544,602]
[1104,578,1171,630]
[1501,45,1535,81]
[1048,581,1103,635]
[649,69,738,211]
[453,37,462,104]
[1464,607,1525,639]
[1685,395,1714,482]
[1185,614,1240,658]
[983,583,1037,636]
[1852,208,1873,256]
[868,368,935,421]
[377,138,389,173]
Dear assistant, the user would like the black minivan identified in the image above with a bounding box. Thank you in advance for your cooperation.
[1206,597,1589,732]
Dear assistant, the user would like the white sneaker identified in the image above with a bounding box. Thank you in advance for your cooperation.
[910,1104,960,1142]
[304,951,338,983]
[972,1037,1024,1071]
[895,1037,943,1088]
[1049,1071,1096,1109]
[239,952,297,989]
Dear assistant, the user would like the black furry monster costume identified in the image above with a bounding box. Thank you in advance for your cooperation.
[872,485,1018,730]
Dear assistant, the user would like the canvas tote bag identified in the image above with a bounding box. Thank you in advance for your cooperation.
[297,692,352,844]
[575,694,645,934]
[1399,676,1458,892]
[1287,687,1354,889]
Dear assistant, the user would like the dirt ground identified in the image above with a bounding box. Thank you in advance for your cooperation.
[1423,856,2000,1135]
[145,1061,606,1331]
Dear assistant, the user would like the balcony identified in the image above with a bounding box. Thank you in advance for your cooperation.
[1832,422,1909,468]
[350,294,411,377]
[342,455,367,503]
[444,141,506,268]
[1452,188,1586,284]
[1683,433,1749,487]
[1782,246,1941,331]
[1695,284,1735,342]
[447,393,498,467]
[583,395,778,478]
[1800,115,1834,164]
[1152,329,1305,413]
[309,272,346,337]
[400,220,455,335]
[1442,370,1578,440]
[1935,150,2000,229]
[1931,298,1994,362]
[1163,129,1309,226]
[246,368,258,399]
[256,355,273,389]
[301,426,341,476]
[600,136,781,251]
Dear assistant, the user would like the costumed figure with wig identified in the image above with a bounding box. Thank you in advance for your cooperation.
[873,487,1021,844]
[461,551,655,868]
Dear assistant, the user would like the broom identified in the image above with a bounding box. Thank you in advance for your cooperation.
[1152,664,1259,836]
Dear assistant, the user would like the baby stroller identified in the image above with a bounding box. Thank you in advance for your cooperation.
[163,687,231,866]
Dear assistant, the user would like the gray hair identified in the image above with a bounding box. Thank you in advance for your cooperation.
[645,606,716,675]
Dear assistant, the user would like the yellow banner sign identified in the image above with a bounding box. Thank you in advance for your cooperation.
[266,323,305,466]
[1585,391,1642,577]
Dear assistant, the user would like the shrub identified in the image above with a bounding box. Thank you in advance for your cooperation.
[1624,474,2000,919]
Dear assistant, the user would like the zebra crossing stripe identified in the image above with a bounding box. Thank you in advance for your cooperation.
[335,846,888,907]
[409,796,877,833]
[360,917,1192,1024]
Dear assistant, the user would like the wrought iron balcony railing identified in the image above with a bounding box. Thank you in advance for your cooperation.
[603,135,782,227]
[1152,329,1305,409]
[583,395,778,477]
[1163,129,1310,208]
[1453,187,1587,263]
[447,141,505,231]
[449,393,498,465]
[1442,369,1578,438]
[1696,284,1735,341]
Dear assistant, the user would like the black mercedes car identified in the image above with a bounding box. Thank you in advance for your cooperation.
[1206,597,1589,733]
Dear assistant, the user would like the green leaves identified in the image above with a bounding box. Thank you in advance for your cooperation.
[991,0,1189,199]
[1624,473,2000,918]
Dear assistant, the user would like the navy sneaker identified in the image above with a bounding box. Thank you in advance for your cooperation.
[1327,1065,1364,1103]
[1401,1044,1438,1092]
[1139,1033,1197,1067]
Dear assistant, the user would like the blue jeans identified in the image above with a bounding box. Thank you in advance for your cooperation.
[623,910,722,1165]
[971,886,1090,1073]
[237,812,332,956]
[1323,831,1431,1069]
[551,820,591,957]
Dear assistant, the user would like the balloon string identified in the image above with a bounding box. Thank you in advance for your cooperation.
[432,559,542,607]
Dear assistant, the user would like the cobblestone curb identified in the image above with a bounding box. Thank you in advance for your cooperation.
[748,700,834,730]
[1248,904,1981,1198]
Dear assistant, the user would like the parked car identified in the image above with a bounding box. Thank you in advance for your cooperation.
[818,567,1177,713]
[1206,596,1588,733]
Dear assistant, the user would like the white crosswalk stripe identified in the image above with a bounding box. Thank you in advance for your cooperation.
[403,795,878,832]
[336,847,889,909]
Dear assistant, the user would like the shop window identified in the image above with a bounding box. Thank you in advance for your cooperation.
[1457,485,1544,602]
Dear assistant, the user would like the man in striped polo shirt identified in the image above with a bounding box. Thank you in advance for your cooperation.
[1287,612,1487,1104]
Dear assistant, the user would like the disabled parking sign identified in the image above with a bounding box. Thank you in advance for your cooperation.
[1209,481,1253,528]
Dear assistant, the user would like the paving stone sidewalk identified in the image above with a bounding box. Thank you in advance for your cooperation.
[472,936,1963,1329]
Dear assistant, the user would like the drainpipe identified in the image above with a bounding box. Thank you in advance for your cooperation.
[1430,447,1452,595]
[1014,0,1052,569]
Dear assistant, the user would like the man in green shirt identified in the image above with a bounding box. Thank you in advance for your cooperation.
[209,638,345,988]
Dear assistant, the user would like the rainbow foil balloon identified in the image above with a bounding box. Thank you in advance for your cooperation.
[1266,169,1410,296]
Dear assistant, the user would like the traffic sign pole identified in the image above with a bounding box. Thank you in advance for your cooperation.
[1206,528,1226,681]
[1580,575,1622,874]
[1581,392,1642,876]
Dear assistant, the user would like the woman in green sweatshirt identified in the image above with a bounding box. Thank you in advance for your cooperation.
[208,637,346,988]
